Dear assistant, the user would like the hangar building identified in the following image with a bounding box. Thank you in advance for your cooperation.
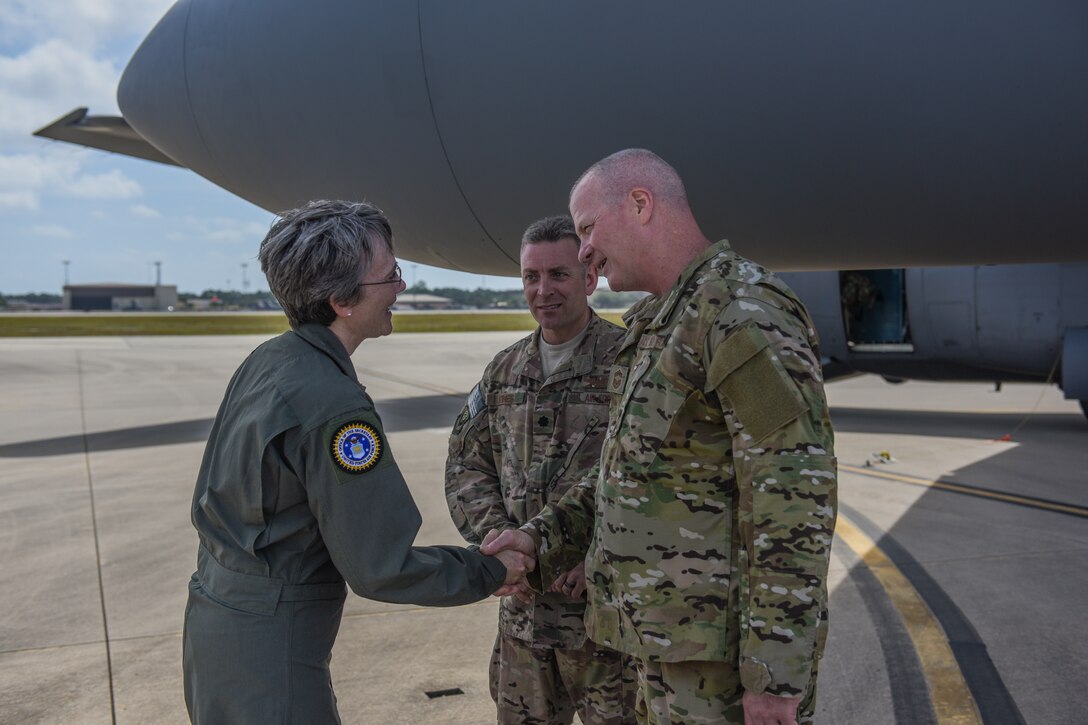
[63,284,178,312]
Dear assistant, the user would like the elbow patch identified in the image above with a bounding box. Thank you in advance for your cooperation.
[708,324,809,445]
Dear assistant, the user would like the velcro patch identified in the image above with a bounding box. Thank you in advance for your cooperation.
[607,365,628,395]
[711,325,809,444]
[467,384,485,419]
[493,391,526,406]
[330,422,383,474]
[638,334,667,350]
[535,409,555,433]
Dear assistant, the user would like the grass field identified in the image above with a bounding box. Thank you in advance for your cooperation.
[0,312,626,337]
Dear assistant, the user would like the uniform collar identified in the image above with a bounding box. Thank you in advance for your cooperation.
[292,323,360,382]
[637,239,734,332]
[520,311,606,383]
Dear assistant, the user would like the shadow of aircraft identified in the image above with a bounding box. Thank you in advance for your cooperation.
[822,403,1088,723]
[0,394,468,458]
[830,406,1087,501]
[829,407,1085,441]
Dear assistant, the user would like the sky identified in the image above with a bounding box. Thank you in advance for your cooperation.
[0,0,519,296]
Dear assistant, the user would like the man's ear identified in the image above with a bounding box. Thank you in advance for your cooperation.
[583,261,599,296]
[630,188,653,225]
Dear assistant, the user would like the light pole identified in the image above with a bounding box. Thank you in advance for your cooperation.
[241,263,249,293]
[62,259,70,287]
[154,261,162,286]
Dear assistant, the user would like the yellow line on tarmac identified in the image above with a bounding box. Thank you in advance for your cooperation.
[840,464,1088,518]
[836,515,982,725]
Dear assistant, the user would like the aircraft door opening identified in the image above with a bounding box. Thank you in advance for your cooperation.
[840,269,912,351]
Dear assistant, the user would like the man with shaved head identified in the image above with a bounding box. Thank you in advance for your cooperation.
[484,150,837,725]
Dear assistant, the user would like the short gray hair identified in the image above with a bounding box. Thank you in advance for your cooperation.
[572,148,688,206]
[520,215,579,251]
[259,200,392,328]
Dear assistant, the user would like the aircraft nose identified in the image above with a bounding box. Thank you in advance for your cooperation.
[118,0,202,172]
[116,0,518,275]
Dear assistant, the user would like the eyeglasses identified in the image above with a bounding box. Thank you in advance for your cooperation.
[358,263,402,287]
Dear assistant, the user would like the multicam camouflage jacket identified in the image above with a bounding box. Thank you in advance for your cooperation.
[529,240,837,697]
[446,312,625,648]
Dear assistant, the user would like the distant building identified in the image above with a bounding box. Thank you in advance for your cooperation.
[182,297,218,311]
[63,283,178,311]
[3,298,64,311]
[393,293,454,310]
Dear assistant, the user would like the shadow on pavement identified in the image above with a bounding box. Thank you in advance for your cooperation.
[0,394,468,458]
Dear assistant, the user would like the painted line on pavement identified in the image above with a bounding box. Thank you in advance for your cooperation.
[840,464,1088,518]
[836,514,982,725]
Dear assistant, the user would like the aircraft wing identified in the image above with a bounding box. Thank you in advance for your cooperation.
[33,107,180,167]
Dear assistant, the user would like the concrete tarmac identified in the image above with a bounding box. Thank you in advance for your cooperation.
[1,331,1085,724]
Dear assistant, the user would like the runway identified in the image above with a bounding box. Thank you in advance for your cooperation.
[1,331,1085,724]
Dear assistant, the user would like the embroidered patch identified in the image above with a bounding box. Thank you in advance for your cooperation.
[535,409,555,433]
[607,365,628,395]
[331,422,383,474]
[467,384,485,419]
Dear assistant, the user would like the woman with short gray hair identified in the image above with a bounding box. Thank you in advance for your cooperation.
[183,199,531,724]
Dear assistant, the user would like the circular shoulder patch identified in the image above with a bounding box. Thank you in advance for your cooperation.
[331,422,383,474]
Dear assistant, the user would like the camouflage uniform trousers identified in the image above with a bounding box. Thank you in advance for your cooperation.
[634,658,820,725]
[490,631,638,725]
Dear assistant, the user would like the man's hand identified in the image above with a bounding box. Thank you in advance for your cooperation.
[482,528,537,602]
[743,691,802,725]
[492,549,534,584]
[481,528,536,557]
[549,561,587,599]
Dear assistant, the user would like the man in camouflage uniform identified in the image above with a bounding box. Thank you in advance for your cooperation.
[484,150,837,725]
[446,215,636,724]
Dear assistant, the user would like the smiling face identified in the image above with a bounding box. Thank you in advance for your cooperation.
[349,242,405,342]
[570,172,642,293]
[520,237,597,344]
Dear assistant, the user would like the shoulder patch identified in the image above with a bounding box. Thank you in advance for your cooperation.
[467,384,485,419]
[330,422,383,474]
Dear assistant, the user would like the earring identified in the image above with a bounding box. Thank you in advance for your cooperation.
[347,311,352,316]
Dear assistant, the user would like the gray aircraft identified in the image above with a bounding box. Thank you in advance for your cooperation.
[779,267,1088,417]
[33,0,1088,413]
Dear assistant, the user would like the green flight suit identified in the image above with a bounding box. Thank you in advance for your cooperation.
[184,323,506,724]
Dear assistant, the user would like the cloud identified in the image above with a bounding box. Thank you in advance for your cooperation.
[0,38,121,147]
[0,190,37,209]
[130,203,160,218]
[180,215,270,245]
[208,222,269,244]
[66,168,141,199]
[0,6,169,212]
[30,223,74,238]
[0,0,177,56]
[0,150,142,207]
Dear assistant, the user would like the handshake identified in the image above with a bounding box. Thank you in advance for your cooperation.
[481,529,588,602]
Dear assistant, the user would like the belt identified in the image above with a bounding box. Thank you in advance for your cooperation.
[195,545,346,616]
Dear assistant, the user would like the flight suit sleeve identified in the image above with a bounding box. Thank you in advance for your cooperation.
[297,408,507,606]
[706,304,838,697]
[444,381,518,545]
